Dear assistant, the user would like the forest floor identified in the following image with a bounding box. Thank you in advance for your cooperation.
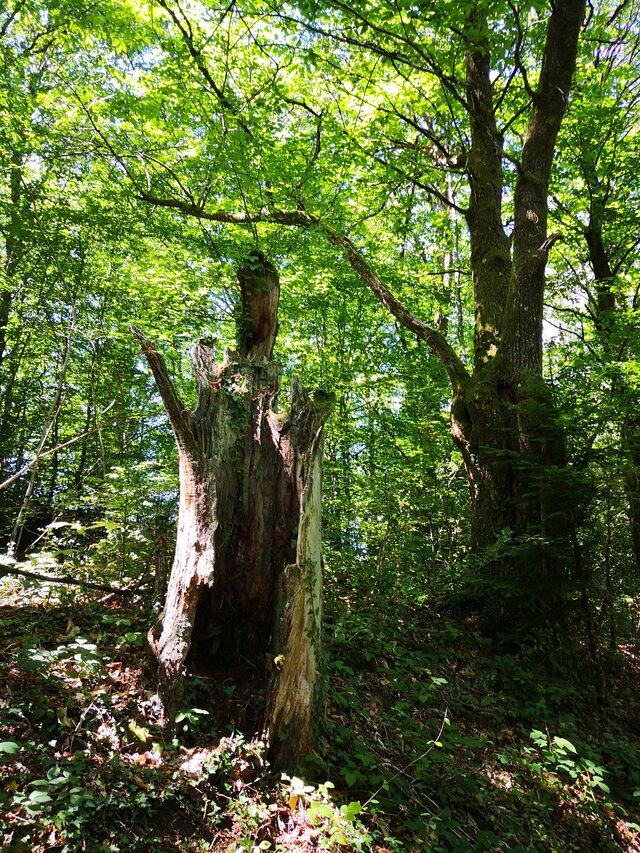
[1,567,640,852]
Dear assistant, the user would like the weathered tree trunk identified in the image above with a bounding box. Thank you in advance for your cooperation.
[133,253,332,768]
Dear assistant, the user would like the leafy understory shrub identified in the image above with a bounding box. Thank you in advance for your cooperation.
[279,775,372,851]
[527,729,611,798]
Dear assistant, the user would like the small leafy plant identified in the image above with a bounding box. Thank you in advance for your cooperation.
[528,729,610,796]
[280,775,373,850]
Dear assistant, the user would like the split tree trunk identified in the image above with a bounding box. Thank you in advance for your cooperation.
[132,252,332,768]
[441,0,587,628]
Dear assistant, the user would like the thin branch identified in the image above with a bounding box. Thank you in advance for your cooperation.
[0,562,135,595]
[272,6,469,110]
[380,106,460,167]
[281,95,322,119]
[0,0,26,38]
[370,151,467,214]
[320,0,469,108]
[156,0,254,138]
[0,403,116,491]
[508,0,538,102]
[493,63,520,114]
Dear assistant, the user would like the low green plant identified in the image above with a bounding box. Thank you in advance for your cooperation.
[20,636,101,677]
[528,729,610,797]
[280,775,373,850]
[174,706,211,736]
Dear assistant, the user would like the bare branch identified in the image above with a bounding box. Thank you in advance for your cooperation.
[0,562,136,595]
[0,403,117,492]
[130,325,194,448]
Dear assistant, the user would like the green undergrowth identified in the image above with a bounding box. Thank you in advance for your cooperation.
[0,585,372,852]
[1,571,639,851]
[318,564,640,851]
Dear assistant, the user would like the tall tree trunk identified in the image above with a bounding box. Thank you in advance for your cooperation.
[585,192,640,573]
[133,253,332,768]
[440,0,588,625]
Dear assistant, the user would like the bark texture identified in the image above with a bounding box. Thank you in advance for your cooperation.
[133,257,331,768]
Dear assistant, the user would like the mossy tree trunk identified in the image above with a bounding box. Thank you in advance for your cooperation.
[443,0,586,625]
[450,367,577,623]
[132,253,331,768]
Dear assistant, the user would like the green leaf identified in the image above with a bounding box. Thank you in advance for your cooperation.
[340,801,362,821]
[29,790,53,804]
[552,736,577,754]
[308,802,334,820]
[0,741,20,754]
[529,729,547,747]
[341,768,360,787]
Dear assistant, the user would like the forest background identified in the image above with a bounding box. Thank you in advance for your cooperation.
[1,0,640,850]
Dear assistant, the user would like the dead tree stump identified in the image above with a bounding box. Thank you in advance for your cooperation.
[132,253,332,768]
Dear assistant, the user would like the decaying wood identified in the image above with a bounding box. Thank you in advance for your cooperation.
[135,256,332,768]
[236,249,280,360]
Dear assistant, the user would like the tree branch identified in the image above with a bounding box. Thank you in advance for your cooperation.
[0,403,117,492]
[136,192,314,226]
[135,194,469,390]
[156,0,254,138]
[320,225,470,390]
[0,562,136,595]
[507,0,538,102]
[130,325,194,448]
[372,150,467,214]
[272,6,468,109]
[0,0,27,38]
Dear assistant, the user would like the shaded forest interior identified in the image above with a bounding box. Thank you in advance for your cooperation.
[2,0,640,849]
